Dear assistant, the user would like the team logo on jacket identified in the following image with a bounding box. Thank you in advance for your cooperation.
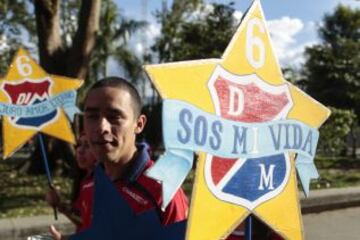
[2,79,58,129]
[205,66,293,210]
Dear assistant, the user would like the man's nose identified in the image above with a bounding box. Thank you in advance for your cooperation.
[99,117,111,133]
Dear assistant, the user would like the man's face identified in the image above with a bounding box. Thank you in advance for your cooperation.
[83,87,145,164]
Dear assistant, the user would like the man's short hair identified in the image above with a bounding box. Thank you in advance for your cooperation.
[86,76,142,118]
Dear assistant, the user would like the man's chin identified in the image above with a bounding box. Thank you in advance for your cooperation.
[96,152,118,164]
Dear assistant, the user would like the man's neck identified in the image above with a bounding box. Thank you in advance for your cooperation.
[104,161,124,181]
[103,148,138,181]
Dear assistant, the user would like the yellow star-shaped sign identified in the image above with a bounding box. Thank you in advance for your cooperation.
[145,1,330,239]
[0,48,83,158]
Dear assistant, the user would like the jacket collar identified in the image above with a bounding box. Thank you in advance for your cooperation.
[122,143,150,183]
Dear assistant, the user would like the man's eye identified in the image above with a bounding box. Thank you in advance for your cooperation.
[108,117,121,124]
[108,114,123,121]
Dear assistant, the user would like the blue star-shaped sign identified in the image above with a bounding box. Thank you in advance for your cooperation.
[69,165,187,240]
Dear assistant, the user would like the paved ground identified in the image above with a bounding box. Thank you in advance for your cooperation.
[2,208,360,239]
[1,187,360,239]
[303,207,360,240]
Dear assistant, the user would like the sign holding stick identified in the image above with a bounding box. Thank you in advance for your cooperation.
[38,133,57,219]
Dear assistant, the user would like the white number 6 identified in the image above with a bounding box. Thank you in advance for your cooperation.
[246,18,265,69]
[16,56,33,76]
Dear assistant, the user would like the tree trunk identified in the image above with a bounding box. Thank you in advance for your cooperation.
[66,0,101,79]
[34,0,66,75]
[23,0,101,176]
[35,0,101,78]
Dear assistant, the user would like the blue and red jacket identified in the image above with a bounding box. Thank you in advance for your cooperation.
[75,144,188,231]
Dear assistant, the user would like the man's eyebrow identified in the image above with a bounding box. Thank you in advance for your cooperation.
[84,107,126,115]
[108,108,126,116]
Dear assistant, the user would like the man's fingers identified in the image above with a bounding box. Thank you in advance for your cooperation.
[45,188,61,207]
[49,225,62,240]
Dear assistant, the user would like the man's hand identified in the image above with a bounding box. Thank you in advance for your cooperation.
[49,225,63,240]
[45,187,61,207]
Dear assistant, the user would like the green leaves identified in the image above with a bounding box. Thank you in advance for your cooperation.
[153,1,237,62]
[303,5,360,122]
[317,107,357,156]
[88,0,146,83]
[0,158,72,219]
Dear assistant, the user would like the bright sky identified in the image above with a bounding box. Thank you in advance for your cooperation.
[115,0,359,67]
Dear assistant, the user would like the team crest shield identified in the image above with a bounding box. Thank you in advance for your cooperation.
[205,65,293,210]
[2,78,58,129]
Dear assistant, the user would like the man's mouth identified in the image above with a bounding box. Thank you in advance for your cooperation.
[92,139,117,147]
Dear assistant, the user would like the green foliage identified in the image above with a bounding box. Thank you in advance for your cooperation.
[151,0,202,62]
[0,0,35,76]
[88,0,146,84]
[59,0,82,48]
[320,5,360,48]
[2,154,360,218]
[0,0,144,83]
[152,1,237,62]
[314,168,360,189]
[0,0,146,105]
[312,156,360,189]
[315,155,360,169]
[0,0,35,38]
[0,157,72,219]
[70,0,147,106]
[318,107,357,156]
[303,5,360,120]
[0,48,15,77]
[282,67,307,90]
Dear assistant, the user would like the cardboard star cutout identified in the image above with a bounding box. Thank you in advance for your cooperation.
[70,165,187,240]
[145,1,330,239]
[0,48,83,158]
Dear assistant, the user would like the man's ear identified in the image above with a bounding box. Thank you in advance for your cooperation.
[135,114,147,134]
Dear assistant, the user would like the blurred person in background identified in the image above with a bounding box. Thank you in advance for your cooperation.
[45,132,97,232]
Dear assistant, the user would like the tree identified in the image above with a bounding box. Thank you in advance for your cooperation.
[303,5,360,119]
[302,5,360,159]
[0,0,36,75]
[282,67,307,89]
[34,0,101,79]
[152,0,203,62]
[152,1,236,62]
[88,0,146,85]
[1,0,145,175]
[317,107,357,156]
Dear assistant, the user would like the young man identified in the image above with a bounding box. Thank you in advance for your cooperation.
[50,77,188,239]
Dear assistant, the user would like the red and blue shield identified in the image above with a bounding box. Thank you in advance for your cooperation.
[2,79,58,129]
[205,66,293,209]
